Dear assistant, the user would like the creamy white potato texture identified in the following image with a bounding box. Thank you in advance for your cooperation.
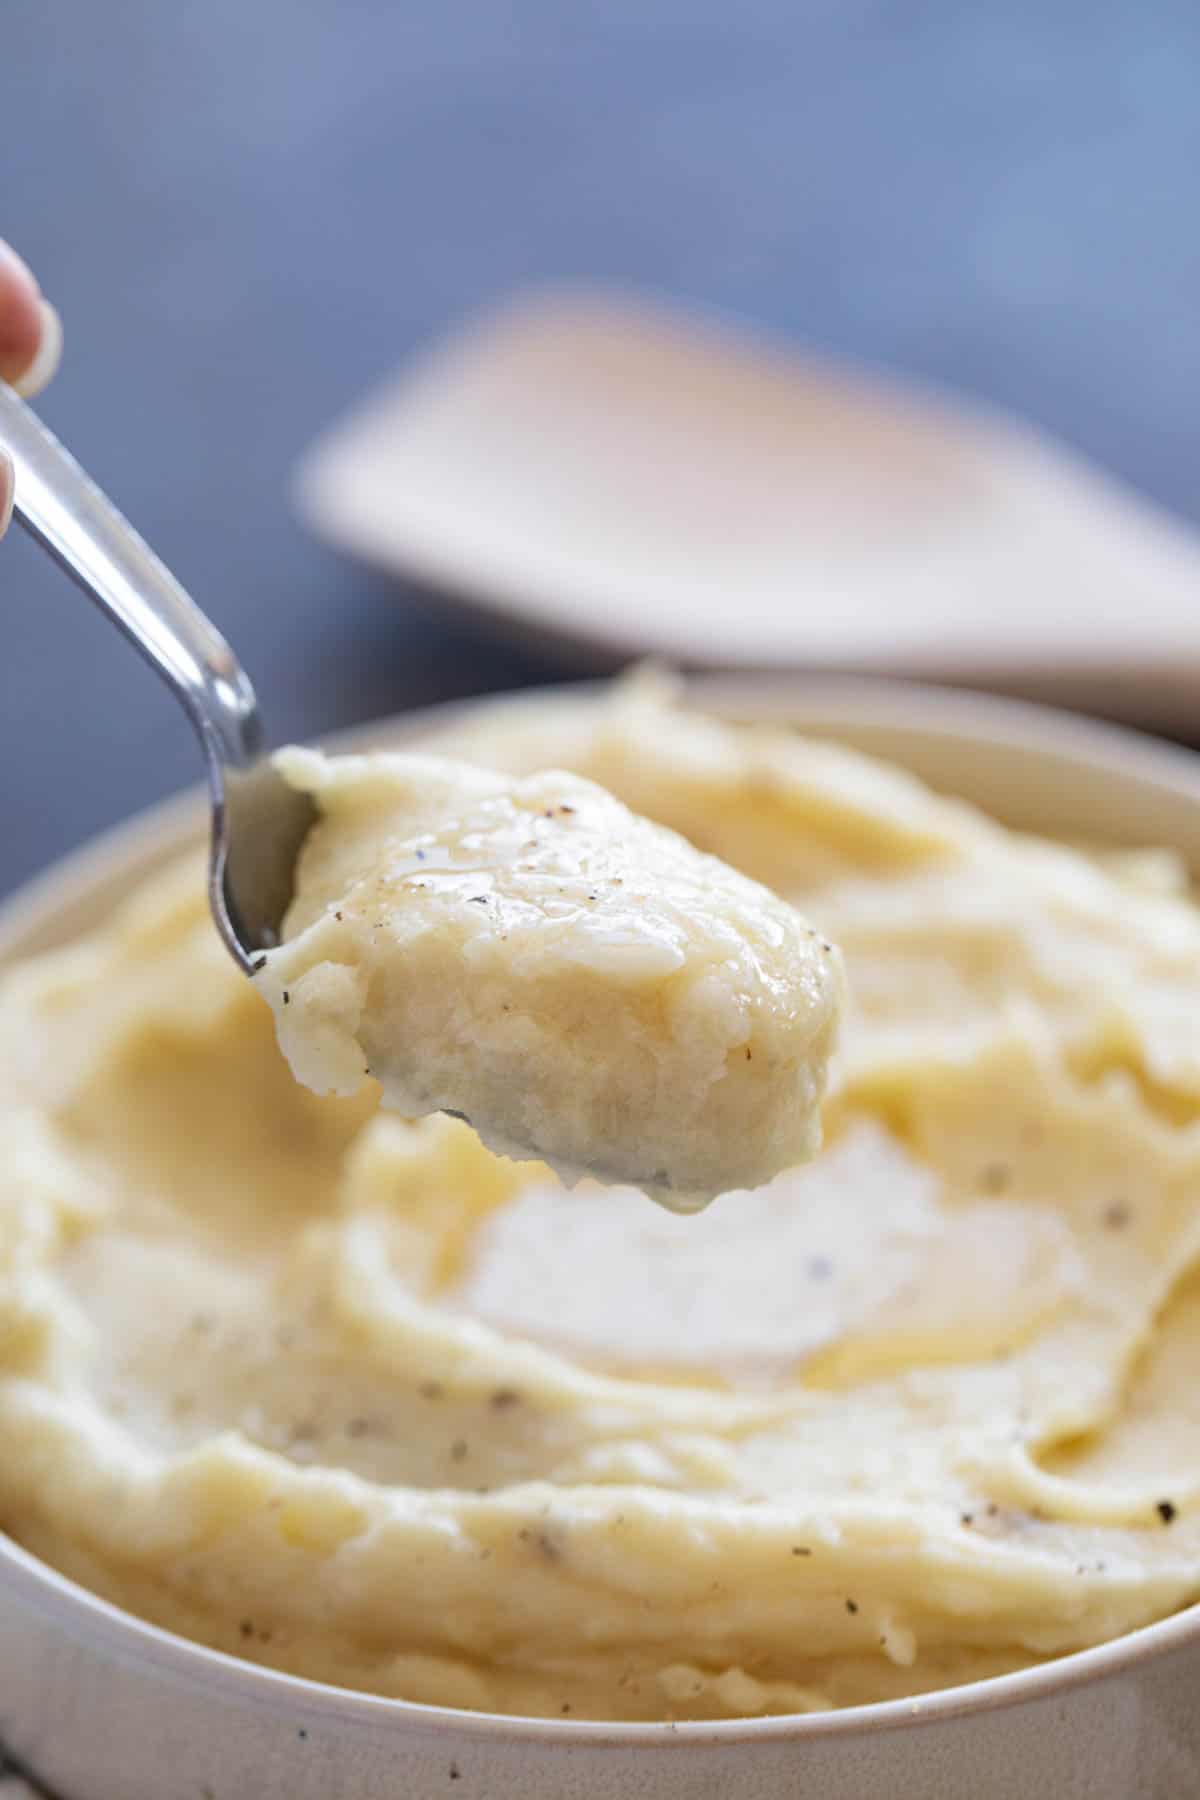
[253,748,842,1206]
[3,673,1200,1722]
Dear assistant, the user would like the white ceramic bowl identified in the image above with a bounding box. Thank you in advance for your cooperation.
[4,675,1200,1800]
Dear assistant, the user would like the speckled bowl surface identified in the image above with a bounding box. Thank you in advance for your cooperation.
[3,675,1199,1800]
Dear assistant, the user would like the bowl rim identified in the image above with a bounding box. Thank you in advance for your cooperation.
[4,669,1200,1748]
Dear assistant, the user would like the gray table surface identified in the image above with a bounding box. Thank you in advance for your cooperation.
[4,0,1200,902]
[3,2,1200,1790]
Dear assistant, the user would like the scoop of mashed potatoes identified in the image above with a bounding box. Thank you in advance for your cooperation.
[254,748,842,1208]
[2,671,1200,1723]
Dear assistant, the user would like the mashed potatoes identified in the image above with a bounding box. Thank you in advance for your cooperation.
[253,748,841,1207]
[1,673,1200,1721]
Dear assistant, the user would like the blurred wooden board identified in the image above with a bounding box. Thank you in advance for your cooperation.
[295,289,1200,732]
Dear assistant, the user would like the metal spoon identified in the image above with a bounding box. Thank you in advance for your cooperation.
[0,380,313,975]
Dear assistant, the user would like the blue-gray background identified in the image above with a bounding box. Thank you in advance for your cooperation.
[4,0,1200,894]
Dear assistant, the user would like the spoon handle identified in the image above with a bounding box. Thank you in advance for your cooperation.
[0,381,262,773]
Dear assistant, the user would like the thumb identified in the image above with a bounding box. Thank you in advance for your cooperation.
[0,241,44,388]
[0,241,61,399]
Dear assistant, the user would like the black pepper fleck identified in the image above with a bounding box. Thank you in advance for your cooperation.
[298,1729,308,1741]
[282,990,290,1005]
[980,1163,1011,1194]
[251,955,267,973]
[1158,1499,1178,1524]
[490,1388,522,1410]
[961,1512,974,1527]
[1103,1201,1131,1230]
[449,1764,460,1780]
[239,1618,254,1638]
[845,1598,858,1614]
[791,1546,811,1556]
[334,911,343,921]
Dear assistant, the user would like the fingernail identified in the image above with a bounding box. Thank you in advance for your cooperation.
[13,299,62,398]
[0,239,39,297]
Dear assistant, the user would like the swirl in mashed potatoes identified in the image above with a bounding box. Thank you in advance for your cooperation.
[1,672,1199,1721]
